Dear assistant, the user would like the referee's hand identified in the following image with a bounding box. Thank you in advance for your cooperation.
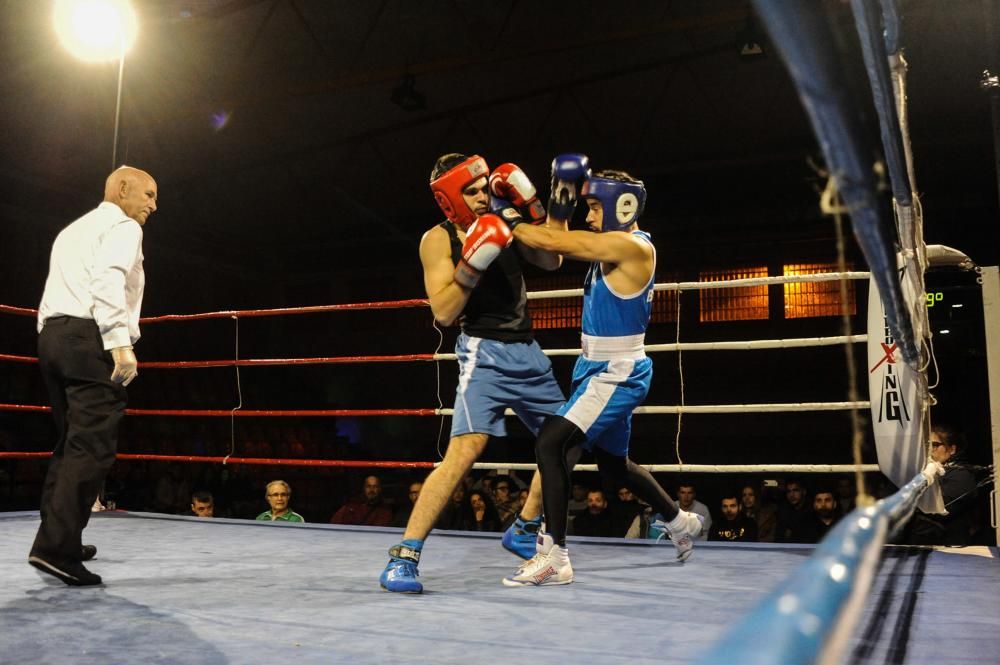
[110,346,138,386]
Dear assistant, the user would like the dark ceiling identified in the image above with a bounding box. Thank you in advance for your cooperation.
[1,0,998,311]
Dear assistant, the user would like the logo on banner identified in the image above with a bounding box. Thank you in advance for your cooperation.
[870,323,910,424]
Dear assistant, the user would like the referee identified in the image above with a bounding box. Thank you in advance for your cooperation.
[28,166,157,586]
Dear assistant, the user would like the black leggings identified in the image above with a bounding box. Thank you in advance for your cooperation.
[535,416,679,546]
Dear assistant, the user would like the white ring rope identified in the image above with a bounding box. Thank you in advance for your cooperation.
[433,334,868,360]
[462,462,881,473]
[526,271,871,299]
[436,402,869,416]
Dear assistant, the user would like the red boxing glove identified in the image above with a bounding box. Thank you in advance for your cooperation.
[488,163,547,224]
[453,214,513,289]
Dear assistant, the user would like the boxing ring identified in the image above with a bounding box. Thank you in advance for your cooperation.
[2,268,997,664]
[0,511,996,664]
[3,2,1000,663]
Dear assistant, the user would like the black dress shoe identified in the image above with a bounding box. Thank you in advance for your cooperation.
[81,544,97,561]
[28,553,102,586]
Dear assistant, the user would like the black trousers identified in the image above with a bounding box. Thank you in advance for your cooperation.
[31,316,126,561]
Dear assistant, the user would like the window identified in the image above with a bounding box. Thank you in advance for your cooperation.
[699,267,769,322]
[783,263,856,318]
[527,272,678,329]
[527,275,582,330]
[650,286,679,324]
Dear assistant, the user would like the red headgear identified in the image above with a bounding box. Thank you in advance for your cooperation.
[430,155,489,230]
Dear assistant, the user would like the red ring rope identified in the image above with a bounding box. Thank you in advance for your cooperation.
[140,354,436,368]
[0,300,429,321]
[0,305,36,317]
[1,353,437,368]
[0,354,36,364]
[0,451,435,468]
[0,404,439,416]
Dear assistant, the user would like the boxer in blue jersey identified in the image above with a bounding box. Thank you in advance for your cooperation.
[501,156,704,586]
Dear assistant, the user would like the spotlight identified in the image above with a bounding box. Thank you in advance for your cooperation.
[54,0,138,62]
[391,73,426,111]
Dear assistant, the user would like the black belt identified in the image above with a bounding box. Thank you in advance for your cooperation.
[44,315,95,325]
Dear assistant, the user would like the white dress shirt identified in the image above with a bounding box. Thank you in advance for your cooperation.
[37,201,145,350]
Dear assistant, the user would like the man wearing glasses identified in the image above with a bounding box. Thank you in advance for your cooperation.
[493,480,518,529]
[256,480,304,522]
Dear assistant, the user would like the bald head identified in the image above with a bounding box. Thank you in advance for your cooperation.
[104,166,158,225]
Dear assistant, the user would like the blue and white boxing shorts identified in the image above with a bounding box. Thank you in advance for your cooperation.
[451,333,565,438]
[557,333,652,456]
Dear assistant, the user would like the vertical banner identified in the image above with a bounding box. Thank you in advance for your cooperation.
[867,275,944,514]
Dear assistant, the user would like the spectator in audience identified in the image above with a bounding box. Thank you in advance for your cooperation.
[514,488,529,515]
[907,423,978,546]
[471,471,498,497]
[190,490,214,518]
[330,474,393,526]
[392,480,424,528]
[153,462,194,514]
[776,478,812,542]
[467,490,502,532]
[256,480,304,522]
[219,463,257,518]
[610,486,645,537]
[650,482,711,540]
[567,482,589,518]
[625,505,652,539]
[836,477,857,517]
[436,481,471,530]
[709,492,758,542]
[492,478,519,530]
[740,482,776,542]
[107,461,152,512]
[806,488,839,543]
[570,489,616,537]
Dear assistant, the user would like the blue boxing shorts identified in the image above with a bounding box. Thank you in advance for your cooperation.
[557,355,653,457]
[450,333,565,438]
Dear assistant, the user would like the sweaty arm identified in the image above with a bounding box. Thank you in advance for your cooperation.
[513,224,644,264]
[419,226,472,326]
[515,215,568,270]
[516,224,564,271]
[515,225,654,292]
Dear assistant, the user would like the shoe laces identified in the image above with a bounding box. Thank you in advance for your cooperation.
[390,558,419,577]
[671,532,692,547]
[516,552,547,575]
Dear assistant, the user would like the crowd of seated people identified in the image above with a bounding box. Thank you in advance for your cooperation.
[4,415,990,548]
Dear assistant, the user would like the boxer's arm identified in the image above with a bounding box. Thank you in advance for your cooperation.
[518,225,654,292]
[519,209,568,270]
[514,240,562,270]
[419,226,472,326]
[514,225,648,265]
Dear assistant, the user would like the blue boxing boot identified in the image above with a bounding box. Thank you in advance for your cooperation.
[380,539,423,593]
[502,515,542,560]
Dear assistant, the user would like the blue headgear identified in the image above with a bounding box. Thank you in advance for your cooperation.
[581,176,647,232]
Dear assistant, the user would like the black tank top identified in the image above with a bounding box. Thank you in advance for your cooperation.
[443,221,532,342]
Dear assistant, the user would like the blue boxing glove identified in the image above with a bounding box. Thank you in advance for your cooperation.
[548,153,591,221]
[488,196,527,231]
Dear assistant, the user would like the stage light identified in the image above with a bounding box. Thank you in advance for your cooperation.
[54,0,138,63]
